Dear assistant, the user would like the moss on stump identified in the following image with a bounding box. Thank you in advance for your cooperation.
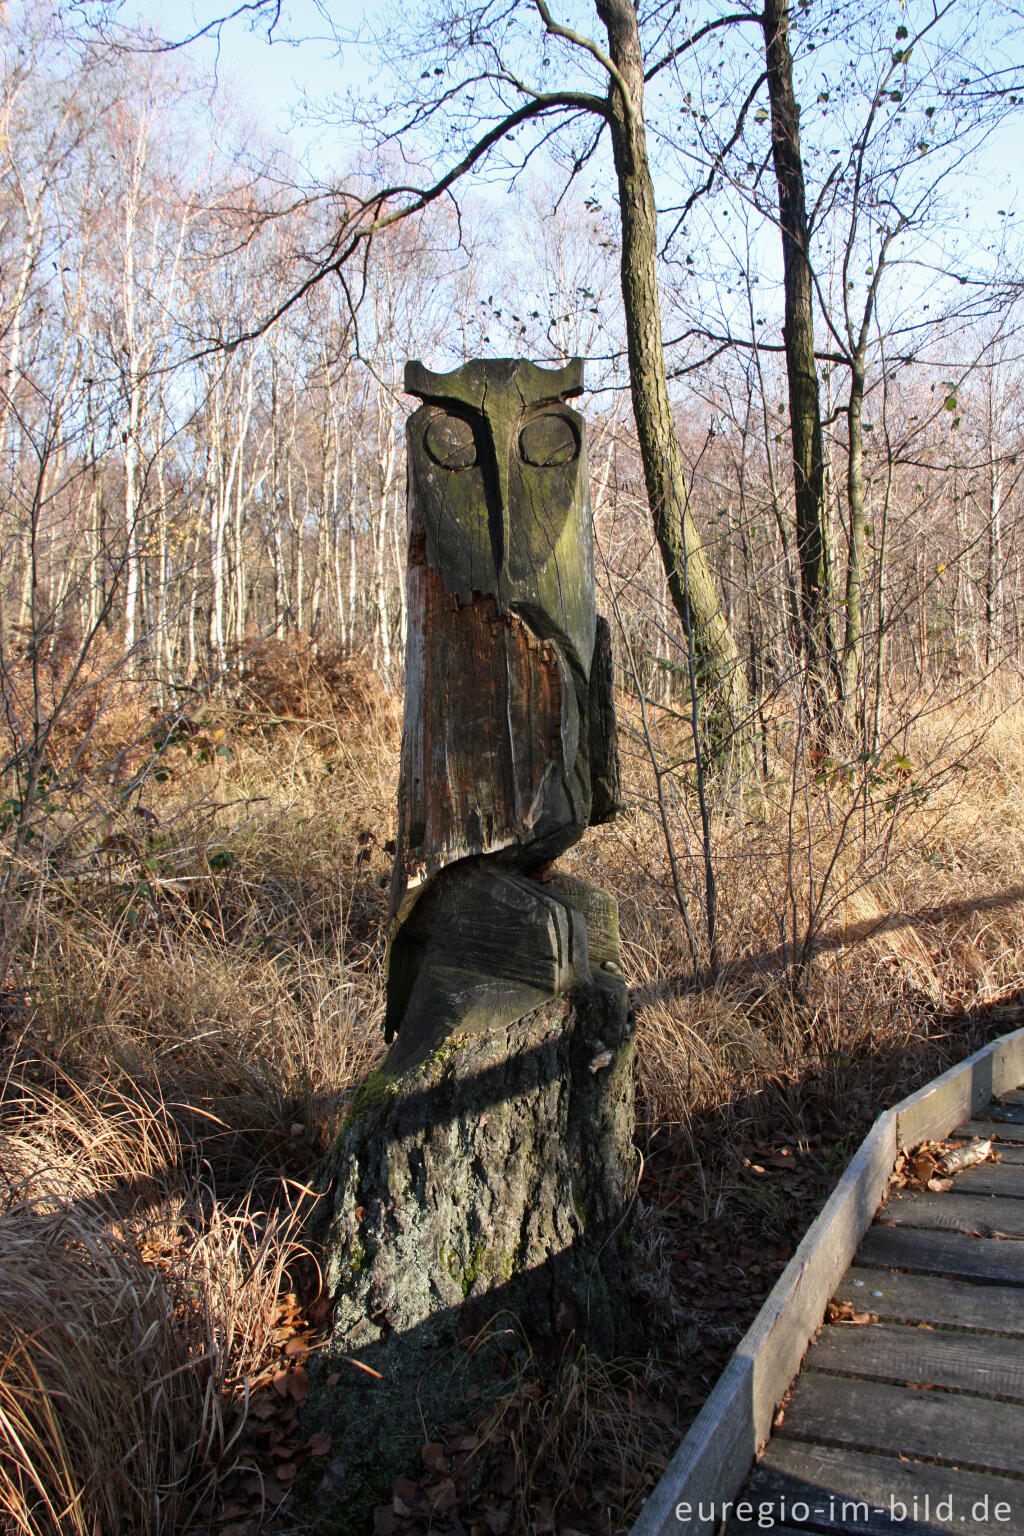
[303,975,635,1531]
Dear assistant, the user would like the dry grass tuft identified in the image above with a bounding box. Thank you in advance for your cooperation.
[0,644,397,1533]
[0,1203,200,1536]
[0,1070,316,1534]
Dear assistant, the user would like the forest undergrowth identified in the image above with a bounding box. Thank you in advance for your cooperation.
[2,640,1023,1536]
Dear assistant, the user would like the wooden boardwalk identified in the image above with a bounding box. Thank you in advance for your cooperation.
[634,1034,1024,1536]
[731,1087,1024,1536]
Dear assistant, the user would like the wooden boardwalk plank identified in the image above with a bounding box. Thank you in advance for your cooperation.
[895,1034,1024,1149]
[955,1160,1024,1197]
[981,1100,1024,1123]
[778,1371,1024,1476]
[973,1142,1024,1163]
[857,1222,1024,1283]
[631,1112,899,1536]
[744,1440,1024,1536]
[953,1118,1024,1143]
[806,1320,1024,1399]
[836,1265,1024,1333]
[878,1188,1024,1235]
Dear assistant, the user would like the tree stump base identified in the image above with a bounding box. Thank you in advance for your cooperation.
[306,975,635,1526]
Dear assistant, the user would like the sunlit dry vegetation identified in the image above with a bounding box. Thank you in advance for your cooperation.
[3,644,1024,1531]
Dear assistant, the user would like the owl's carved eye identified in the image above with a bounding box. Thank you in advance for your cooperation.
[424,413,477,470]
[519,413,578,468]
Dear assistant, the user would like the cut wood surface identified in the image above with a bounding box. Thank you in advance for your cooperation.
[955,1159,1024,1196]
[809,1320,1024,1399]
[858,1221,1024,1282]
[743,1439,1024,1536]
[780,1370,1024,1476]
[878,1187,1024,1235]
[835,1264,1024,1333]
[954,1117,1024,1142]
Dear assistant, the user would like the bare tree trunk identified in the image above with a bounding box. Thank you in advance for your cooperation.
[595,0,748,760]
[842,361,867,728]
[762,0,836,699]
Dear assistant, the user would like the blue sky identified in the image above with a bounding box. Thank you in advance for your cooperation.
[126,0,1022,357]
[134,0,374,162]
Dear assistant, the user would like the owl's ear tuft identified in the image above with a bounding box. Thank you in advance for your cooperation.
[404,359,430,399]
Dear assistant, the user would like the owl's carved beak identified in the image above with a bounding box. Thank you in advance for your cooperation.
[493,443,513,575]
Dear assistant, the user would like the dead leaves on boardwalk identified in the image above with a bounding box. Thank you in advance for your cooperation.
[891,1135,994,1193]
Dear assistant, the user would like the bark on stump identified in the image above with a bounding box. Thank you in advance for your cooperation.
[306,975,635,1527]
[303,361,635,1530]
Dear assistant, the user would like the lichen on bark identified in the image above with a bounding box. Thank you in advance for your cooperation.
[303,978,636,1530]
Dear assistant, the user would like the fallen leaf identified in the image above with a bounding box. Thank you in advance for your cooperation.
[216,1501,249,1521]
[308,1431,332,1456]
[827,1299,873,1325]
[287,1366,310,1401]
[428,1477,459,1513]
[421,1442,448,1474]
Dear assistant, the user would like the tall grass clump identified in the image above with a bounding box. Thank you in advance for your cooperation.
[0,1073,315,1534]
[0,644,395,1534]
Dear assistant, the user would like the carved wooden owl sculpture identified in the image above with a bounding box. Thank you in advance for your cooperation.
[386,357,621,1068]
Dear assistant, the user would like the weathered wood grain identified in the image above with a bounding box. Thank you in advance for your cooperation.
[837,1264,1024,1332]
[807,1320,1024,1398]
[630,1111,898,1536]
[878,1187,1024,1236]
[779,1370,1024,1476]
[955,1117,1024,1143]
[388,357,623,1060]
[987,1032,1024,1099]
[396,537,575,907]
[893,1027,1024,1148]
[858,1222,1024,1282]
[748,1439,1024,1536]
[956,1159,1024,1196]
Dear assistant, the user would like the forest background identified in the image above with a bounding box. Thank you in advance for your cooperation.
[3,1,1024,1532]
